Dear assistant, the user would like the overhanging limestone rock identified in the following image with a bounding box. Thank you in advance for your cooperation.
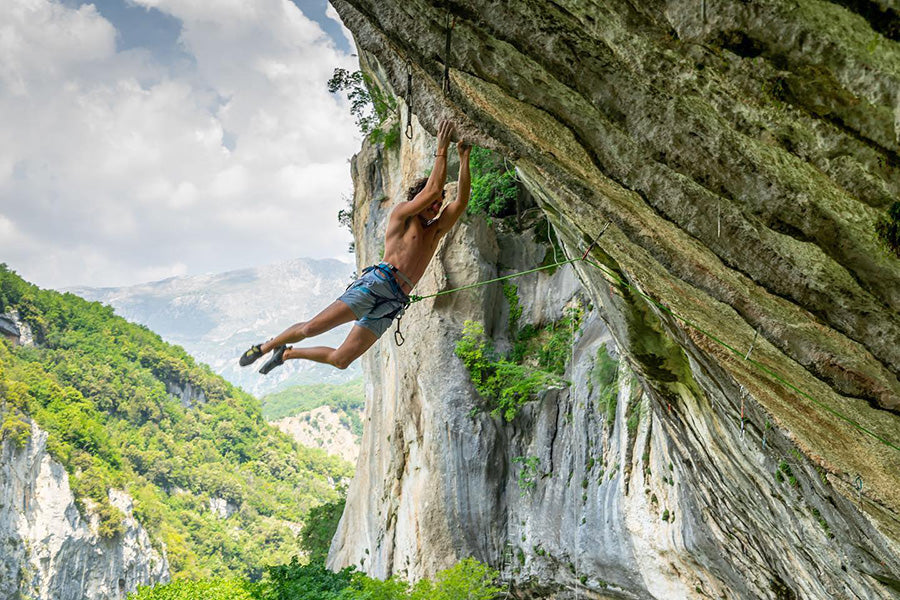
[329,1,900,597]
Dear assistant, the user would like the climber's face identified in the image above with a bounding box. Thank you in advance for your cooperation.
[421,190,445,222]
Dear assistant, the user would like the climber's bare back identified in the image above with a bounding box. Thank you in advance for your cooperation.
[382,209,446,293]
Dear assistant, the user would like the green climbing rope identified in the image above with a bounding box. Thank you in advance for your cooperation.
[577,254,900,455]
[409,237,900,456]
[408,257,582,303]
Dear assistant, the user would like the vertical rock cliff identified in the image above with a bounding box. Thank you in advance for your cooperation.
[0,421,168,600]
[329,1,900,598]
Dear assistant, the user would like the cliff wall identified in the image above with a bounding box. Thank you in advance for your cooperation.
[329,1,900,598]
[0,421,168,600]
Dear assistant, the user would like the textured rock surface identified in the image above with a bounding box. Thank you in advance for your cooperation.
[0,310,34,348]
[0,421,168,600]
[329,1,900,597]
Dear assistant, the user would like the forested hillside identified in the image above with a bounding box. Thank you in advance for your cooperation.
[0,264,352,579]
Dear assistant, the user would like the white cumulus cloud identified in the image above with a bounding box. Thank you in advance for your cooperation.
[0,0,361,289]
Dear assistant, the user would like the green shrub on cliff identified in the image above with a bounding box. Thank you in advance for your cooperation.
[455,321,563,421]
[467,148,518,219]
[327,68,400,150]
[589,346,619,426]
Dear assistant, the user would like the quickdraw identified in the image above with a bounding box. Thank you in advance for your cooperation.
[405,59,414,140]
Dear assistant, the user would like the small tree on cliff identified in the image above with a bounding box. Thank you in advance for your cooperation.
[327,68,399,149]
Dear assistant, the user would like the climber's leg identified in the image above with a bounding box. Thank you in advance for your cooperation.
[284,325,378,370]
[260,300,357,353]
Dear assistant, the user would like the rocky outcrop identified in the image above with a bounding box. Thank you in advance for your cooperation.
[163,377,207,409]
[329,1,900,597]
[0,310,34,348]
[272,405,363,464]
[0,421,168,600]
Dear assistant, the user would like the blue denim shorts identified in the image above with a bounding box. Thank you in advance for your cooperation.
[338,265,410,338]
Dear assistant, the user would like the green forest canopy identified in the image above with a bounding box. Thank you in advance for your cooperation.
[261,379,364,423]
[0,264,352,580]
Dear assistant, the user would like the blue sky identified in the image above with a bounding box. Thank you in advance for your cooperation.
[62,0,354,60]
[0,0,361,288]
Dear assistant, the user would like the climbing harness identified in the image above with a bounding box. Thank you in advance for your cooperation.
[442,8,456,95]
[405,59,414,140]
[352,263,413,347]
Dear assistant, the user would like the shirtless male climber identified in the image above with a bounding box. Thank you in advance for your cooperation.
[239,120,472,374]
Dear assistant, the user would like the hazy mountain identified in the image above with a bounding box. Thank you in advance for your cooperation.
[68,257,359,397]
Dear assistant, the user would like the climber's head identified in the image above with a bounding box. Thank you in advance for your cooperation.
[407,177,444,223]
[406,177,429,203]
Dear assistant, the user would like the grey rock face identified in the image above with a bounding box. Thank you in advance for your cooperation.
[0,310,34,347]
[327,3,900,593]
[0,421,168,600]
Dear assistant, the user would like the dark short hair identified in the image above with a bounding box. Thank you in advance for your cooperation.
[406,177,429,202]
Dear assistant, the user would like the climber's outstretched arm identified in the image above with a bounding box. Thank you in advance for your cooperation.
[393,120,455,220]
[434,140,471,235]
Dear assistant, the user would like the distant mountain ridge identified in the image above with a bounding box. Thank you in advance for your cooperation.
[68,257,359,396]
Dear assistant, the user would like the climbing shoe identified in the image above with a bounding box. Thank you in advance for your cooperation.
[239,344,264,366]
[259,345,289,375]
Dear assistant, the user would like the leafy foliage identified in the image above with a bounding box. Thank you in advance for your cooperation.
[0,264,352,577]
[456,284,586,420]
[502,283,522,335]
[589,345,618,426]
[261,560,356,600]
[510,305,584,377]
[327,68,400,150]
[299,496,346,565]
[466,148,518,219]
[129,578,260,600]
[130,558,502,600]
[454,321,563,421]
[512,456,540,495]
[261,379,364,424]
